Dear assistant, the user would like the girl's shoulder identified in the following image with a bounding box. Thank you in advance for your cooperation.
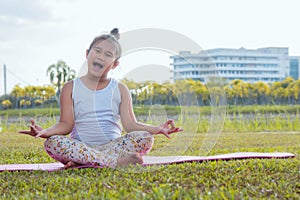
[117,81,130,97]
[64,79,74,88]
[61,80,74,93]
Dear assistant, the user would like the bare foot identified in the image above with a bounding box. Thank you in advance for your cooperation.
[117,153,143,167]
[64,161,79,169]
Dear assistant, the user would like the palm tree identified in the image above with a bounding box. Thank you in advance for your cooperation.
[270,82,285,104]
[286,79,300,104]
[151,82,167,104]
[11,84,25,108]
[46,60,76,103]
[281,77,294,88]
[1,99,12,109]
[252,81,270,105]
[24,86,37,108]
[174,79,195,106]
[189,79,208,106]
[235,80,252,105]
[42,85,56,103]
[162,81,178,105]
[225,79,244,105]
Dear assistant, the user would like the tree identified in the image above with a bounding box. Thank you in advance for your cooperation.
[162,81,179,105]
[252,81,270,105]
[121,79,139,105]
[286,79,300,104]
[225,79,243,105]
[42,85,56,103]
[173,79,196,106]
[24,86,37,107]
[46,60,76,102]
[270,81,285,104]
[225,79,253,105]
[11,84,25,109]
[189,79,208,106]
[1,99,12,109]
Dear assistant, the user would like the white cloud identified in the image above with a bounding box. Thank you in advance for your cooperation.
[0,0,53,21]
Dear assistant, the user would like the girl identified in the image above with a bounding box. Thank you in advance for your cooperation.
[19,29,182,168]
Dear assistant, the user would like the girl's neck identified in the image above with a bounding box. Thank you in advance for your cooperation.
[81,75,111,90]
[87,73,109,82]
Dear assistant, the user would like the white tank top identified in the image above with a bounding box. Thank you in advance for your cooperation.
[70,78,122,146]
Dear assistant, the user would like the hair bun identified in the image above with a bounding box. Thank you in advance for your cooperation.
[110,28,119,34]
[110,28,120,40]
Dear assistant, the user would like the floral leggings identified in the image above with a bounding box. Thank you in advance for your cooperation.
[44,131,154,168]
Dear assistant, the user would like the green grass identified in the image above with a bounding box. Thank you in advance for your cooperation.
[0,131,299,199]
[2,104,300,117]
[0,107,299,199]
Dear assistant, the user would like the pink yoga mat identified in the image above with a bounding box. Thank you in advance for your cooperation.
[0,152,295,172]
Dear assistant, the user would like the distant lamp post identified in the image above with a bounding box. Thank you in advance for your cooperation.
[3,64,7,95]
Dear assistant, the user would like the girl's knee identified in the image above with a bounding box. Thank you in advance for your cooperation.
[129,131,153,143]
[144,132,154,147]
[143,132,154,153]
[128,131,154,155]
[44,135,72,152]
[44,135,64,147]
[44,135,72,164]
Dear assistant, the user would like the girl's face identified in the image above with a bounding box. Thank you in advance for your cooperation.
[86,39,119,79]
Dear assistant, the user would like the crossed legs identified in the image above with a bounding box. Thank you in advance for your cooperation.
[44,131,154,168]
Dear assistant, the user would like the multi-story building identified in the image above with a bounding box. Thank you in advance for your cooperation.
[170,47,290,83]
[289,56,300,80]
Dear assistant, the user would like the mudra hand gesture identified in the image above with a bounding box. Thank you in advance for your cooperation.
[19,119,45,138]
[156,119,183,138]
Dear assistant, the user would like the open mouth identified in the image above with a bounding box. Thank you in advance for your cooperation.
[93,62,104,69]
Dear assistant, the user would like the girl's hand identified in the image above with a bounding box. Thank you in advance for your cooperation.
[19,119,45,138]
[156,119,183,139]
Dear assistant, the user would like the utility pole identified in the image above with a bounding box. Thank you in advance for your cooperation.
[4,64,7,95]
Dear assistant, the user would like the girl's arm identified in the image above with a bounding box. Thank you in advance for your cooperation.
[118,82,182,138]
[19,81,75,138]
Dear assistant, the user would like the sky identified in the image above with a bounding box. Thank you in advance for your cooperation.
[1,0,300,95]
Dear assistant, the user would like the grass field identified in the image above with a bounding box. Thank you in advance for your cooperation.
[0,107,299,199]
